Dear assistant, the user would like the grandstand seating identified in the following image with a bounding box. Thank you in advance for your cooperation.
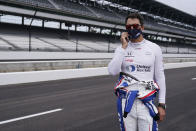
[0,23,195,53]
[0,33,103,52]
[82,4,123,23]
[13,0,54,9]
[1,0,195,32]
[0,0,196,54]
[0,23,118,52]
[54,0,95,18]
[53,0,123,23]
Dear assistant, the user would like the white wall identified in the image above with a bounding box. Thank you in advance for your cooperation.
[1,62,196,85]
[1,51,196,60]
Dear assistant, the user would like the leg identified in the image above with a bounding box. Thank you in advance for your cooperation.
[122,98,137,131]
[137,99,158,131]
[117,97,126,131]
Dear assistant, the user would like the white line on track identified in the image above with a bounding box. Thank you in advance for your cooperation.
[192,78,196,80]
[0,108,63,125]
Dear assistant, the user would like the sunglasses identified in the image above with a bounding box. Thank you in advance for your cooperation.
[126,24,141,30]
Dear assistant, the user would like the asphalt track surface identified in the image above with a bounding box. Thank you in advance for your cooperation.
[0,67,196,131]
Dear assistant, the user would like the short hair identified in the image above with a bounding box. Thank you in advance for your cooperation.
[125,12,144,26]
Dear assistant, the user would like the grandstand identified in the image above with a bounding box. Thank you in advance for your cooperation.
[0,0,196,54]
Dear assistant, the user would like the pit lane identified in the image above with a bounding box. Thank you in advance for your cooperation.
[0,67,195,131]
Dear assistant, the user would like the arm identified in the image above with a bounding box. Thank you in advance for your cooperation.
[108,32,128,76]
[154,46,166,104]
[108,47,125,75]
[154,46,166,122]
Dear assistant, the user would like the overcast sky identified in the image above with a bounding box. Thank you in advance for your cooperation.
[156,0,196,16]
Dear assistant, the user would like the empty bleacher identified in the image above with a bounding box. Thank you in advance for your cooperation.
[11,0,55,9]
[53,0,123,23]
[0,23,195,54]
[54,0,96,18]
[0,23,119,52]
[1,0,195,33]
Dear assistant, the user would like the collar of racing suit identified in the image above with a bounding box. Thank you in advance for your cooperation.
[128,39,146,47]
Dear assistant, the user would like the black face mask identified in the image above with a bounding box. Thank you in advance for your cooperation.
[127,28,142,39]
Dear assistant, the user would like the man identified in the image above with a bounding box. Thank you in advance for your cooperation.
[108,12,166,131]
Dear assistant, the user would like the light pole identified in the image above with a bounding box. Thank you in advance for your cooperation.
[28,9,37,52]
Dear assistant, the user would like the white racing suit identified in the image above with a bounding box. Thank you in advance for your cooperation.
[115,73,159,131]
[108,39,166,131]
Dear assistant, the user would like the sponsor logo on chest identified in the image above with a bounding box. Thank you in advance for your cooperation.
[125,51,134,57]
[125,59,134,62]
[126,64,151,72]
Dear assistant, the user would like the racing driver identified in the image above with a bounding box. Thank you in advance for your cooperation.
[108,12,166,131]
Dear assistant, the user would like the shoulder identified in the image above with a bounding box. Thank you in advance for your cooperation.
[114,45,126,54]
[145,39,161,49]
[144,39,162,53]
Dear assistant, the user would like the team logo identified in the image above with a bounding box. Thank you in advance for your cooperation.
[126,65,136,72]
[130,65,136,72]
